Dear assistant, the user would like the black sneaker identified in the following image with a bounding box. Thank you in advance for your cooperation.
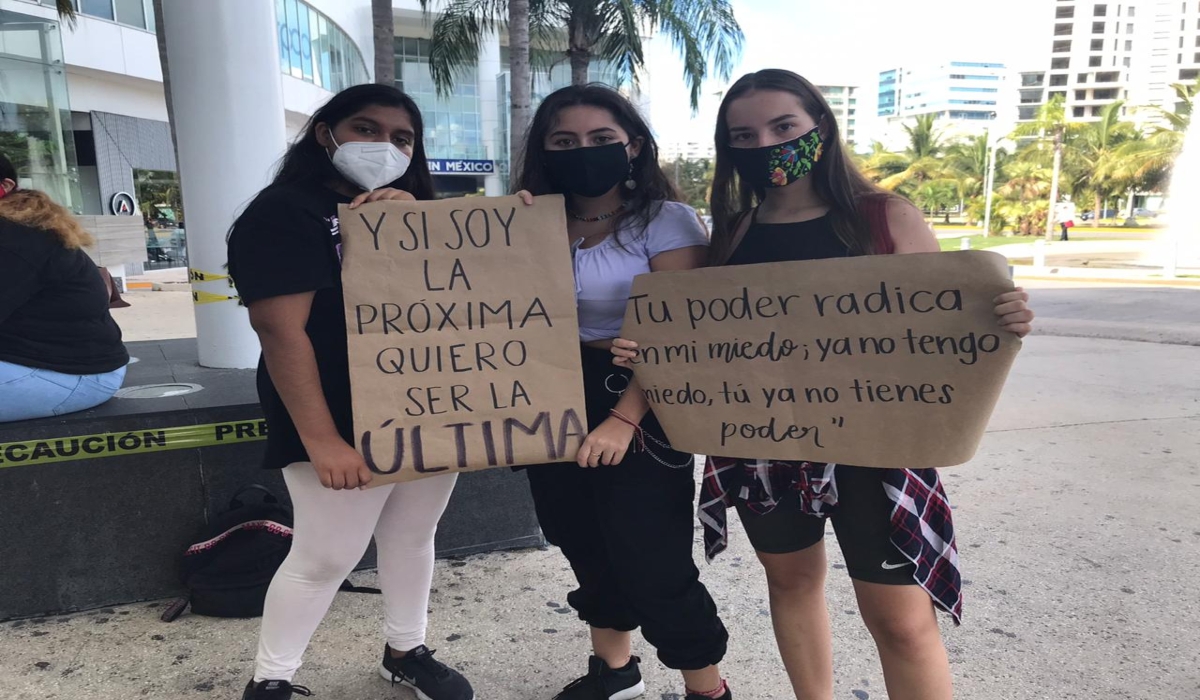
[684,687,732,700]
[241,680,313,699]
[378,644,474,700]
[553,656,645,700]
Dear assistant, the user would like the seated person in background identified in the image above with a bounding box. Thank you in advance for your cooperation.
[0,153,129,422]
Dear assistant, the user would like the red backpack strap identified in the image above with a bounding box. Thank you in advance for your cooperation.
[860,194,895,255]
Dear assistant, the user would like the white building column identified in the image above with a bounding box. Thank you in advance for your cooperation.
[478,32,504,195]
[161,0,288,368]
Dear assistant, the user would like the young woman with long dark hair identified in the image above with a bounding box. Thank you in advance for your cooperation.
[613,70,1034,700]
[0,153,128,422]
[517,84,732,700]
[227,84,473,700]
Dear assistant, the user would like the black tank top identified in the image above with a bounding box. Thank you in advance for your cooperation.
[725,209,851,266]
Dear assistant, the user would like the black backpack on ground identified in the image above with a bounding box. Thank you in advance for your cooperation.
[161,485,377,622]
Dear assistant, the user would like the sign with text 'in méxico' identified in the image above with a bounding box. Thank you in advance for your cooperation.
[340,195,587,484]
[622,251,1021,468]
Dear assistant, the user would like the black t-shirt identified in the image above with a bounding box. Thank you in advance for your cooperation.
[726,213,852,266]
[227,183,354,470]
[0,220,129,374]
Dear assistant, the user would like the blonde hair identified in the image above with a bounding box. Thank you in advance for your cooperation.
[0,190,94,249]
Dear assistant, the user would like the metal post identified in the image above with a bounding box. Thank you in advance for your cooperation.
[1045,129,1062,240]
[983,129,998,236]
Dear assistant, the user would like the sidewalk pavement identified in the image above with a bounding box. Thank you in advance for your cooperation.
[2,332,1198,699]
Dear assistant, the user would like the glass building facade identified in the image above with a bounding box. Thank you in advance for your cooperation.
[0,8,82,211]
[395,37,486,161]
[276,0,369,93]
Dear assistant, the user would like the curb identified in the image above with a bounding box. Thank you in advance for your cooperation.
[1012,267,1200,287]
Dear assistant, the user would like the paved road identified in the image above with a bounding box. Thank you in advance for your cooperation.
[5,280,1195,699]
[1024,281,1200,345]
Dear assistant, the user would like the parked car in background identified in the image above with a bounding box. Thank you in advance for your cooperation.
[1080,209,1119,221]
[1133,207,1160,218]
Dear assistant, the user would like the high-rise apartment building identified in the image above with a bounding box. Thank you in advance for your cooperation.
[818,84,858,145]
[1021,1,1200,123]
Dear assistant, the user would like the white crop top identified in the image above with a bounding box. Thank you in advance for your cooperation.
[572,201,709,342]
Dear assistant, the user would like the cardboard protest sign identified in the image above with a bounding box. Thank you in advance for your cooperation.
[340,195,587,484]
[621,251,1020,468]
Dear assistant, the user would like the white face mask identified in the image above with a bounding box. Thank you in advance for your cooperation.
[328,134,412,191]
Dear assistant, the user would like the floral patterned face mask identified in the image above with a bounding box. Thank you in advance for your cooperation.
[728,124,824,189]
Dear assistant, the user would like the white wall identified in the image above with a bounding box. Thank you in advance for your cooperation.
[67,68,168,121]
[60,13,162,82]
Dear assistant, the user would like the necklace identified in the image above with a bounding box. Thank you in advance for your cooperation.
[569,203,626,223]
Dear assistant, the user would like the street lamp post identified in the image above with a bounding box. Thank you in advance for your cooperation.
[1045,128,1063,240]
[982,128,998,237]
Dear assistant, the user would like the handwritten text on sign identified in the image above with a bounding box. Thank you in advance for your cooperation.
[621,251,1021,468]
[340,195,587,484]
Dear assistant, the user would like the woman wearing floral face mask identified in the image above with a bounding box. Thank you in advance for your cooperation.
[612,70,1035,700]
[227,84,493,700]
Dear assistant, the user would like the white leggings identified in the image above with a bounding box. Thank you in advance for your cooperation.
[254,463,459,682]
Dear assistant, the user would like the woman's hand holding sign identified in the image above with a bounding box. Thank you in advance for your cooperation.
[994,287,1034,337]
[576,417,637,468]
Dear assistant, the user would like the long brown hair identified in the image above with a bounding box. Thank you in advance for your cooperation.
[0,153,93,249]
[709,69,894,263]
[515,84,680,244]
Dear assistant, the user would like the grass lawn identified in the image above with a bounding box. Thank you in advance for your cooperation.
[939,235,1032,252]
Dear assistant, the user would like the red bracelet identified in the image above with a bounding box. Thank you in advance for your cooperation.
[609,409,646,452]
[609,408,640,428]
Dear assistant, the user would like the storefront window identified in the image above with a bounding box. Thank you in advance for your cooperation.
[0,9,82,211]
[276,0,368,93]
[135,168,184,271]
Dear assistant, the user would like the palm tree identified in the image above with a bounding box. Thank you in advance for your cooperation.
[508,0,532,184]
[913,178,960,224]
[373,0,396,85]
[1011,95,1087,238]
[1073,101,1138,222]
[996,161,1052,236]
[946,133,1007,199]
[418,0,743,111]
[904,113,945,159]
[149,0,179,165]
[51,0,76,24]
[1118,77,1200,186]
[864,114,948,197]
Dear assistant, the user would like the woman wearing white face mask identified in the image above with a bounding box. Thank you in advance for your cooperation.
[227,85,487,700]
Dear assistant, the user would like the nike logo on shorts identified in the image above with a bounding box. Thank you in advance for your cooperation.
[881,560,914,570]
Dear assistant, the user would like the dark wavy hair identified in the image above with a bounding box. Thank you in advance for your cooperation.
[709,69,894,263]
[270,83,435,199]
[515,84,679,243]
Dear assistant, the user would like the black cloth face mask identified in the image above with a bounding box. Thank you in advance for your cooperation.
[543,142,630,198]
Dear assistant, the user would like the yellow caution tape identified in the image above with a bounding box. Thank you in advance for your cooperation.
[192,290,242,305]
[0,420,268,468]
[188,268,229,283]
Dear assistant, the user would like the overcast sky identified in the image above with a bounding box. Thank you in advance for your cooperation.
[644,0,1054,146]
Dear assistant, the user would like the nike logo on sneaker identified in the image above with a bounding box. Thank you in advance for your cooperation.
[881,560,914,570]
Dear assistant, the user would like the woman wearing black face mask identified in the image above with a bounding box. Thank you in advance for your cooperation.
[613,70,1036,700]
[516,85,731,700]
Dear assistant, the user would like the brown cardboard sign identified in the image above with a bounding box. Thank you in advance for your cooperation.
[621,251,1021,468]
[340,195,587,484]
